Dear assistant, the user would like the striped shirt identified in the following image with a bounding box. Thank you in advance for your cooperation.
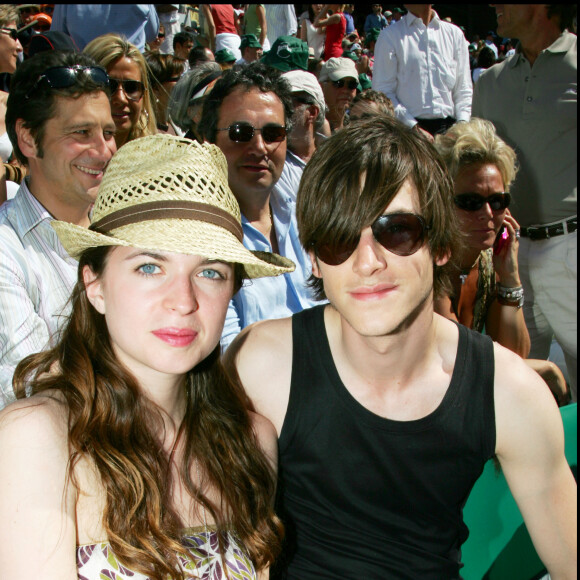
[0,180,77,407]
[265,4,298,47]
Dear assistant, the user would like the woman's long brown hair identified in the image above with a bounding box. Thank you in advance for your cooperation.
[13,246,283,579]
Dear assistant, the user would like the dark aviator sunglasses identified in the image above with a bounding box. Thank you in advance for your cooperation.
[0,27,19,40]
[454,192,511,212]
[108,78,145,102]
[25,65,109,100]
[315,213,430,266]
[217,122,287,144]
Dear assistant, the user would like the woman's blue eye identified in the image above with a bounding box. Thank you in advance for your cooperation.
[201,268,223,280]
[138,263,160,275]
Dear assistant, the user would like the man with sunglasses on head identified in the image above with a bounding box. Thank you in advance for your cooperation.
[318,57,359,133]
[199,61,319,350]
[225,115,576,579]
[0,50,116,407]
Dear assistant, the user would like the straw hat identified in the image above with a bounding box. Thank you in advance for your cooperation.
[52,135,295,279]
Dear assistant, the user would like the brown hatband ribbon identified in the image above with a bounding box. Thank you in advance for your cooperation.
[89,200,243,242]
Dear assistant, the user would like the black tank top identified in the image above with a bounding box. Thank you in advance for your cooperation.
[273,305,496,580]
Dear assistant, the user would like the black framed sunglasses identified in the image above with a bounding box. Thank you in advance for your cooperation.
[315,213,430,266]
[332,78,358,90]
[216,122,287,143]
[25,65,109,100]
[0,27,18,40]
[454,192,511,212]
[108,78,145,101]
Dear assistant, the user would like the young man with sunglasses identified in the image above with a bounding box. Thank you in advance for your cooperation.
[318,57,359,133]
[199,62,319,350]
[225,116,577,579]
[0,51,116,407]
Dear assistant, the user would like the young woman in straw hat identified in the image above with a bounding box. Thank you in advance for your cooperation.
[0,135,294,580]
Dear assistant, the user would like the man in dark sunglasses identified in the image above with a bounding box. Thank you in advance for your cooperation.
[318,56,359,133]
[199,62,320,351]
[226,115,576,579]
[0,50,116,404]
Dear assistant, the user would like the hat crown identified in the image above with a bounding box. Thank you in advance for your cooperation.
[92,135,241,224]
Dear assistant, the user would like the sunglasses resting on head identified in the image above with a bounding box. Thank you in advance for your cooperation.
[314,213,430,266]
[25,65,109,100]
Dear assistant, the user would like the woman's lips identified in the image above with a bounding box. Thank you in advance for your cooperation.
[152,328,198,347]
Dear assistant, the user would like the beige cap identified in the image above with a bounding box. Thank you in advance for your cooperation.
[318,57,359,83]
[282,69,326,113]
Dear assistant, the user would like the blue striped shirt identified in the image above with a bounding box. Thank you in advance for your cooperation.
[0,181,77,407]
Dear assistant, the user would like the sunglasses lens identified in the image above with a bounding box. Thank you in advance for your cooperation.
[454,193,510,211]
[229,123,254,142]
[316,239,358,266]
[124,80,143,99]
[261,126,286,143]
[372,214,426,256]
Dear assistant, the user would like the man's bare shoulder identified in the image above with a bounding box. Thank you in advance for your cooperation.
[225,317,294,434]
[226,316,293,375]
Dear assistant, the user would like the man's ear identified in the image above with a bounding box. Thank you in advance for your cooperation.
[308,249,322,278]
[83,265,106,314]
[434,250,451,268]
[15,119,38,159]
[306,104,319,125]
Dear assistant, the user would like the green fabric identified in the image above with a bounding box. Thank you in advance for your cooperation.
[462,403,577,579]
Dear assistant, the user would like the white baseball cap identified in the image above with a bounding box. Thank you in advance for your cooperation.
[318,57,359,83]
[282,69,326,113]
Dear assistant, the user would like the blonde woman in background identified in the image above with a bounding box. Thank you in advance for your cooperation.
[84,34,157,149]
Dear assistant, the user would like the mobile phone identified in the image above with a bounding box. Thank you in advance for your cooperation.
[493,225,509,255]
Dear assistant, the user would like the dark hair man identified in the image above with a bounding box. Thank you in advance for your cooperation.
[173,30,194,62]
[473,5,577,399]
[199,62,319,350]
[226,116,576,579]
[0,51,116,406]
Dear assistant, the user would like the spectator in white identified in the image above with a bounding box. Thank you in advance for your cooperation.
[0,51,116,405]
[264,5,297,49]
[384,10,393,25]
[154,4,180,54]
[50,4,159,52]
[275,69,326,199]
[201,4,241,61]
[372,4,472,141]
[318,56,358,132]
[472,45,496,84]
[236,34,263,65]
[473,4,577,399]
[485,30,499,58]
[364,4,389,33]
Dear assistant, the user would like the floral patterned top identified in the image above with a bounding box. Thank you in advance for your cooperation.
[77,528,256,579]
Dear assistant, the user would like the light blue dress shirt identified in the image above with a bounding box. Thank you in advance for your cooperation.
[221,181,320,350]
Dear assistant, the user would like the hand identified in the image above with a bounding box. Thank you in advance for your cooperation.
[526,359,571,406]
[493,210,521,287]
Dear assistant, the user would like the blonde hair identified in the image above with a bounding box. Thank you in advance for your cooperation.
[434,118,518,191]
[84,34,157,142]
[0,4,18,27]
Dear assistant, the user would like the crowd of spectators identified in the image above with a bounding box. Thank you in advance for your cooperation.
[0,3,576,580]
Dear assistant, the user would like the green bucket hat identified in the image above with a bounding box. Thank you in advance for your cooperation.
[365,27,381,46]
[215,48,236,63]
[358,73,372,90]
[260,35,308,72]
[240,34,262,50]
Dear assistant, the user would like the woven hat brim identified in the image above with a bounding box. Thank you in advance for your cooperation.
[52,219,295,279]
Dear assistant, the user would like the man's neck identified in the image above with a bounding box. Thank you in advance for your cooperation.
[288,130,316,163]
[327,108,347,132]
[27,176,91,227]
[519,22,562,67]
[409,7,434,27]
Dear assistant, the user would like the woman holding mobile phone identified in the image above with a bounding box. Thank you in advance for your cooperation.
[434,119,569,404]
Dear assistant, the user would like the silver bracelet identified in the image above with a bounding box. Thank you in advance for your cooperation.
[496,284,524,308]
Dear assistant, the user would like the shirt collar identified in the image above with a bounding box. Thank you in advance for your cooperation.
[511,31,574,68]
[13,179,54,237]
[405,9,440,29]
